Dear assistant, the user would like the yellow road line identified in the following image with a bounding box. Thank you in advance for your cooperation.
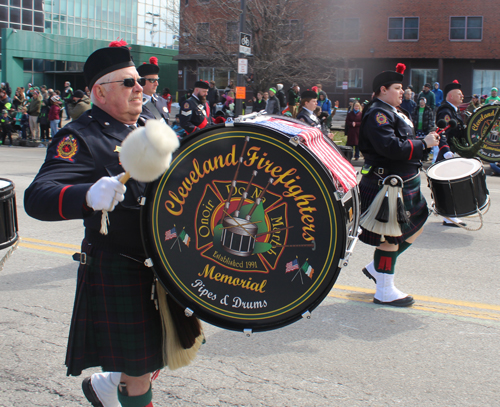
[20,237,80,250]
[19,242,76,255]
[330,285,500,322]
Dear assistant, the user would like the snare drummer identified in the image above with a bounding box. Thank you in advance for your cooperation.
[25,41,199,407]
[358,63,440,307]
[435,80,467,227]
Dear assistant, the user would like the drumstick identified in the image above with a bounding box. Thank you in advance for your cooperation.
[245,178,274,220]
[225,136,250,210]
[234,170,258,217]
[272,240,316,251]
[255,226,294,237]
[220,219,262,229]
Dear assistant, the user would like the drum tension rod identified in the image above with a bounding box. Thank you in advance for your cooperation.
[243,329,252,337]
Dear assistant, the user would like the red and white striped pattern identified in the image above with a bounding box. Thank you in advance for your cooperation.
[254,118,358,192]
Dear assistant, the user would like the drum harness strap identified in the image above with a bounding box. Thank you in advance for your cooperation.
[0,239,19,273]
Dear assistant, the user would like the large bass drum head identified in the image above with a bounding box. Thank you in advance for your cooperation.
[467,105,500,163]
[141,123,347,332]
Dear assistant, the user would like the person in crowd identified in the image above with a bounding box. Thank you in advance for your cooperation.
[276,84,286,111]
[63,81,73,119]
[266,87,281,115]
[480,94,488,105]
[358,63,440,307]
[13,87,25,110]
[287,83,300,118]
[466,94,482,116]
[401,89,416,114]
[417,83,436,110]
[171,113,186,139]
[48,95,62,138]
[347,98,356,113]
[27,89,42,140]
[317,91,332,115]
[432,82,444,108]
[67,89,92,121]
[25,40,202,407]
[0,89,12,112]
[345,100,362,160]
[38,99,51,144]
[179,80,212,135]
[406,85,415,101]
[20,107,30,139]
[0,109,14,146]
[412,97,434,160]
[296,90,321,128]
[434,80,468,227]
[40,85,49,102]
[485,87,500,103]
[207,81,219,114]
[161,88,173,112]
[252,91,267,113]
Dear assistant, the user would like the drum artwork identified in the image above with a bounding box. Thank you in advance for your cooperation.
[0,178,19,250]
[426,157,489,218]
[466,104,500,163]
[141,116,360,333]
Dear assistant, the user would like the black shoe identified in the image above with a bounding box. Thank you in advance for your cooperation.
[362,267,377,283]
[82,377,104,407]
[374,296,415,307]
[442,221,466,227]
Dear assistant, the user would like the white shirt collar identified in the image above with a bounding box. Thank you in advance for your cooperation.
[143,93,152,104]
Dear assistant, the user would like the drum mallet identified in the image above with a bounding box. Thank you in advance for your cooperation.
[99,119,180,234]
[436,119,457,134]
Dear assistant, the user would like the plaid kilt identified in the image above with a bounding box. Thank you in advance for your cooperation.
[359,171,429,246]
[65,240,164,377]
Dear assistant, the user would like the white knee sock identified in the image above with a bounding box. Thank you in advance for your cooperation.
[374,273,407,303]
[91,372,121,407]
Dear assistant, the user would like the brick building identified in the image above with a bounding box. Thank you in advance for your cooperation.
[176,0,500,106]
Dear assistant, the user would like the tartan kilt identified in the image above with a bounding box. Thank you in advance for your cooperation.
[65,240,164,377]
[359,171,429,246]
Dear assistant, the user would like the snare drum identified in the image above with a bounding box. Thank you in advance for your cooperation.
[426,157,489,217]
[141,117,359,333]
[0,178,19,250]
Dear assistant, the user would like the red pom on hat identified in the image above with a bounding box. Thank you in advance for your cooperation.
[109,39,128,48]
[395,63,406,74]
[149,56,158,65]
[453,80,459,84]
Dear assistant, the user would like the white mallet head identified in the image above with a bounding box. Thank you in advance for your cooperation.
[120,119,180,182]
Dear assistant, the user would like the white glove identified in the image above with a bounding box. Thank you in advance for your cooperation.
[444,151,454,160]
[86,174,126,211]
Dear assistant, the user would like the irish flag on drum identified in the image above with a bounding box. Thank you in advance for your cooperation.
[179,229,191,247]
[301,261,314,279]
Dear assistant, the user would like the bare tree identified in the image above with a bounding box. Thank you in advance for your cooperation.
[165,0,339,92]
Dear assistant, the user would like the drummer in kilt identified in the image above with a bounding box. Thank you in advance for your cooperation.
[24,41,202,407]
[358,64,440,307]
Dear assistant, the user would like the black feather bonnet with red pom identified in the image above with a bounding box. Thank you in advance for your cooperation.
[443,79,461,97]
[137,56,160,77]
[372,63,406,93]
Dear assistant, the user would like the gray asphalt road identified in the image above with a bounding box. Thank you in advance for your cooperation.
[1,146,499,406]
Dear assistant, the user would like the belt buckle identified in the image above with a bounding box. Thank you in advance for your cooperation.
[377,168,385,175]
[80,252,87,265]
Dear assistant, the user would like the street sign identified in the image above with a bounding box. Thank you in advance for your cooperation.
[235,86,246,100]
[239,32,251,55]
[342,81,348,90]
[238,58,248,74]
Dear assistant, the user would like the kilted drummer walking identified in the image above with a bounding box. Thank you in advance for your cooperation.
[24,41,203,407]
[357,64,440,307]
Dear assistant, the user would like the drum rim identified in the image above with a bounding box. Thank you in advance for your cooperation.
[141,123,348,332]
[427,157,483,181]
[466,104,500,163]
[0,178,14,192]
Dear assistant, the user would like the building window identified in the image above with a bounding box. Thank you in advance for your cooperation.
[388,17,419,41]
[336,68,363,89]
[410,69,438,94]
[278,19,303,40]
[450,16,482,41]
[331,18,359,41]
[473,70,500,96]
[196,22,209,43]
[226,21,238,43]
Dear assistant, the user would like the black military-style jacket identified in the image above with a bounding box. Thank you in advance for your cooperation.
[296,108,321,128]
[140,93,170,125]
[435,101,466,160]
[24,105,146,253]
[359,99,426,173]
[179,95,211,135]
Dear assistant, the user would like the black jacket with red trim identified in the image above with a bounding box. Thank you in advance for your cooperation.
[179,95,211,135]
[359,98,426,173]
[24,105,147,253]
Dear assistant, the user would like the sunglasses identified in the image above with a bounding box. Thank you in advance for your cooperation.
[98,78,147,87]
[143,78,160,83]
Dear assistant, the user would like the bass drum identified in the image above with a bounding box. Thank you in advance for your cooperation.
[466,104,500,163]
[0,178,19,250]
[141,118,359,333]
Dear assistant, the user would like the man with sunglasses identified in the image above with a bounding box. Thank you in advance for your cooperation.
[137,56,170,125]
[179,80,212,135]
[25,41,195,407]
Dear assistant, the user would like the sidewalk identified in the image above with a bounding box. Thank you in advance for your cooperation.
[4,116,73,148]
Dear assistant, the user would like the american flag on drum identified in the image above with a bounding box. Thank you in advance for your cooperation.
[165,227,177,241]
[285,259,299,273]
[253,118,358,193]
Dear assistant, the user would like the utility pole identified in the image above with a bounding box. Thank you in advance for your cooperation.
[235,0,246,117]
